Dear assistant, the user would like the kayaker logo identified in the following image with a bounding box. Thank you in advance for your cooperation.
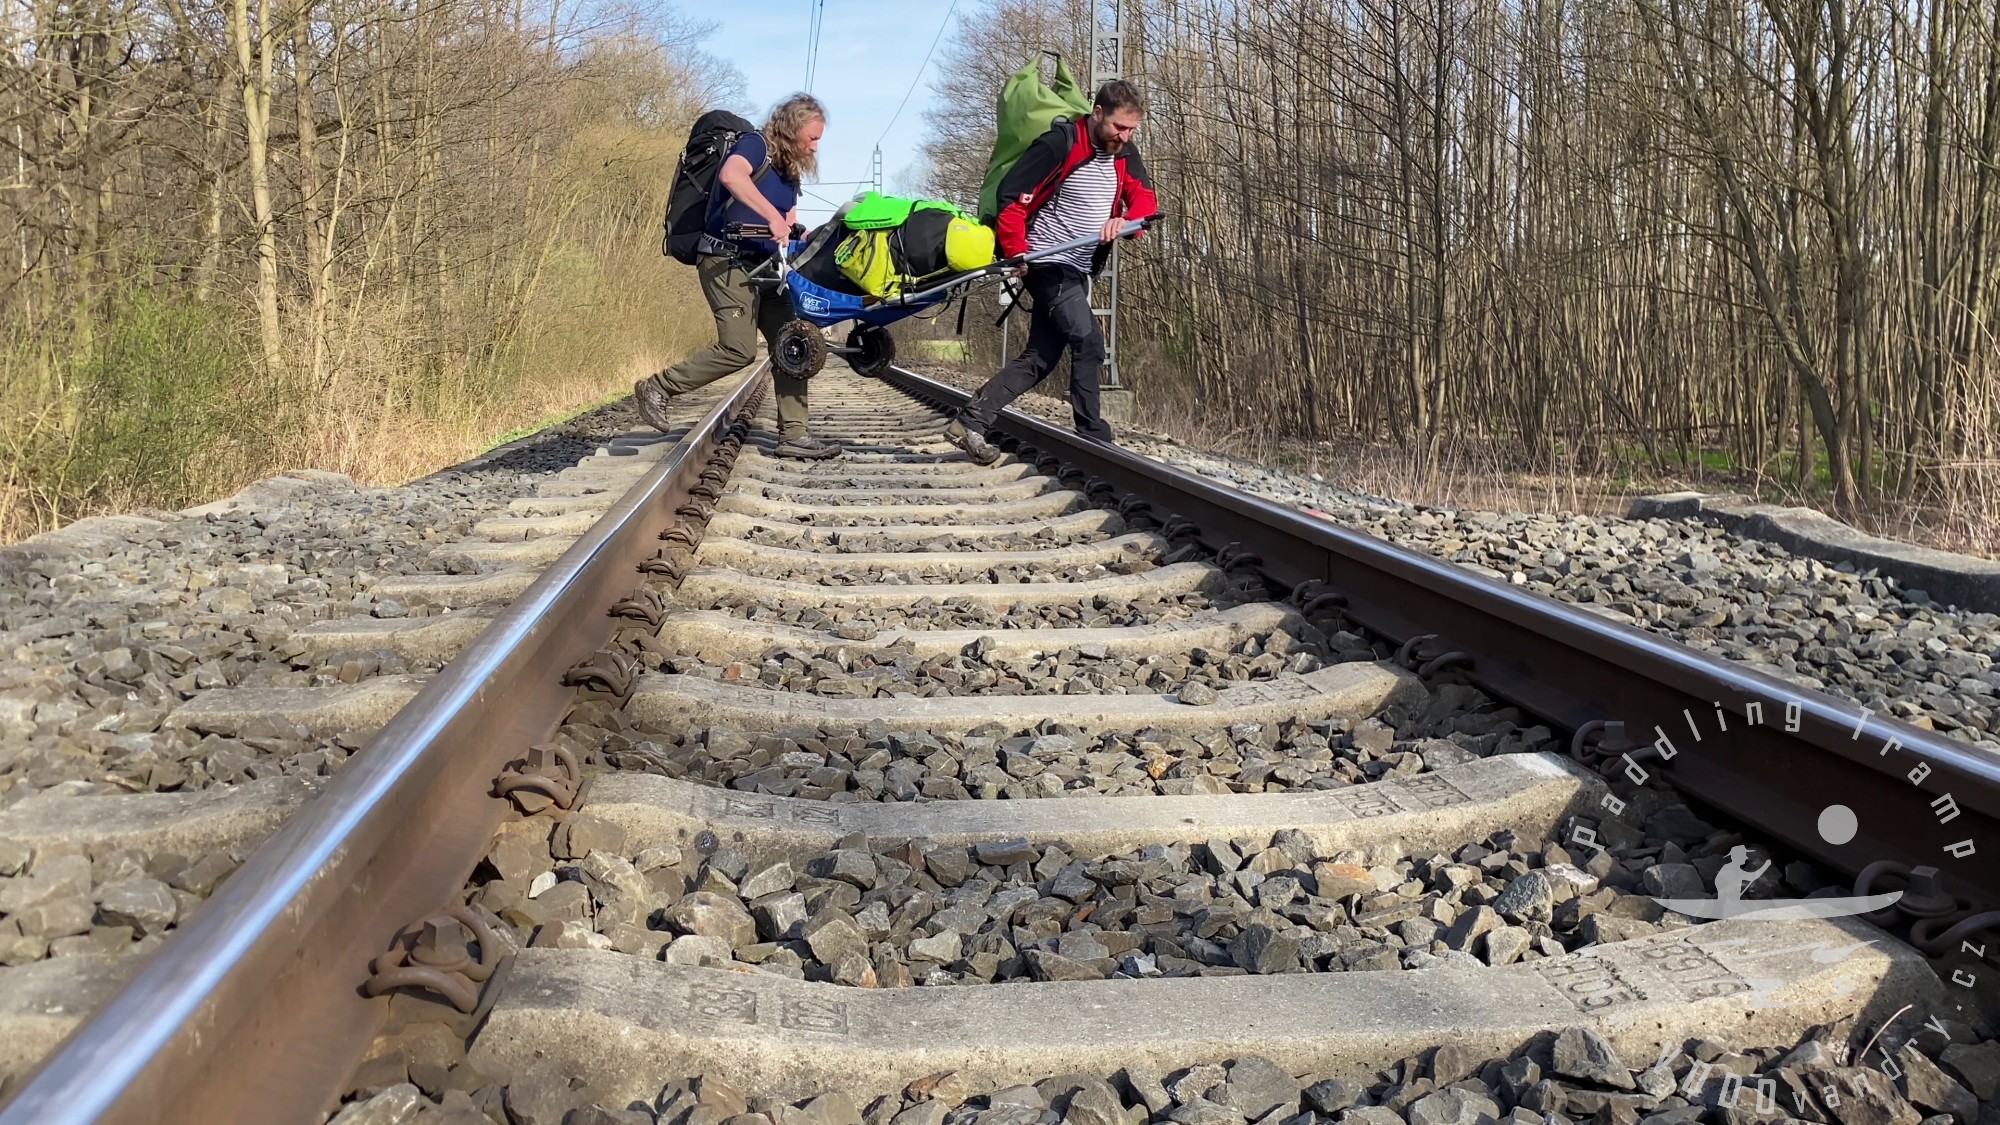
[1649,840,1903,921]
[1565,690,1987,1120]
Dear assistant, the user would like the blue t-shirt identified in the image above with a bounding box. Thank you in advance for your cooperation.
[706,133,799,256]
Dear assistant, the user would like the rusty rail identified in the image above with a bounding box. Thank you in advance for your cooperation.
[0,369,768,1125]
[884,366,1999,921]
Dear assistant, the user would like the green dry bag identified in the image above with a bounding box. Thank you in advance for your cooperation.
[978,54,1092,225]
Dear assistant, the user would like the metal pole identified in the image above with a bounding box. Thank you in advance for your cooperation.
[871,145,883,195]
[1089,0,1126,400]
[1107,240,1120,384]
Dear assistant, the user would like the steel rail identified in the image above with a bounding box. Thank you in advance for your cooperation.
[885,366,2000,911]
[0,369,770,1125]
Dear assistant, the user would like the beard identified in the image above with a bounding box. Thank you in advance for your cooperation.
[1092,120,1128,153]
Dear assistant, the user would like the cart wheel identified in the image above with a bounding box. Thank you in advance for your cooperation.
[846,325,896,377]
[773,320,827,380]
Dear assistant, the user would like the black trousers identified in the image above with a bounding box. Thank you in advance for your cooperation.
[961,265,1115,442]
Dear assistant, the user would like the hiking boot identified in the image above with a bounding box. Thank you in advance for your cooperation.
[945,420,1001,466]
[633,377,675,433]
[774,434,843,460]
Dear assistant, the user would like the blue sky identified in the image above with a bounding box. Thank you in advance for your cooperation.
[693,2,965,225]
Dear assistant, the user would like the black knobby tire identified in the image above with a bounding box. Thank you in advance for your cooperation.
[846,325,896,377]
[773,320,828,380]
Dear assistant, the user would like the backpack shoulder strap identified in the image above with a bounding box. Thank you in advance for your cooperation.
[742,130,773,187]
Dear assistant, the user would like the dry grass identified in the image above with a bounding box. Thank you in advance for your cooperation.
[281,322,704,489]
[283,347,666,486]
[277,236,714,489]
[0,251,709,543]
[919,355,1998,561]
[1129,393,1639,520]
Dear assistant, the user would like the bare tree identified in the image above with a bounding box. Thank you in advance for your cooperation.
[0,0,736,535]
[920,0,2000,546]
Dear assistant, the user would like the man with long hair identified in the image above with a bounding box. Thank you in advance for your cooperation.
[636,94,841,460]
[946,80,1157,465]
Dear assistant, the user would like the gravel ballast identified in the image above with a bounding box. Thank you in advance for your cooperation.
[0,392,726,973]
[940,378,2000,751]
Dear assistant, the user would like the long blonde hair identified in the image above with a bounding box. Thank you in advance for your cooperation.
[764,94,824,184]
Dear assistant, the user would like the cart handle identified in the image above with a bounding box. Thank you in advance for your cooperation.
[996,212,1162,272]
[721,221,809,243]
[722,222,808,274]
[885,214,1166,308]
[725,222,811,290]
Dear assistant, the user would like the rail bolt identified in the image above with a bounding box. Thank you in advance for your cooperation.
[639,548,692,582]
[363,904,504,1014]
[413,917,474,971]
[1901,865,1963,918]
[493,743,581,818]
[563,649,639,698]
[1568,719,1644,776]
[610,586,668,628]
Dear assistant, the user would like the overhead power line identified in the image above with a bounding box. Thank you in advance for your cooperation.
[804,187,862,210]
[803,0,827,93]
[874,0,959,152]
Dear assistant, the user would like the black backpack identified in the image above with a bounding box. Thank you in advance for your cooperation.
[663,110,758,264]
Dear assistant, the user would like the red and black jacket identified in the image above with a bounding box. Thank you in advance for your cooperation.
[995,117,1158,273]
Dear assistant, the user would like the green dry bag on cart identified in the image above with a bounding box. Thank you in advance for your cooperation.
[978,54,1092,225]
[834,192,998,298]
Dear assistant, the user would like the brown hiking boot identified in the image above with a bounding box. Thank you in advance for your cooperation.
[633,377,675,433]
[945,420,1001,466]
[774,434,843,460]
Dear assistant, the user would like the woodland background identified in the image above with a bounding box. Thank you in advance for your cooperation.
[8,0,2000,554]
[0,0,732,537]
[920,0,2000,554]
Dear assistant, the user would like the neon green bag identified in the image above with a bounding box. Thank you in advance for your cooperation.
[943,220,996,272]
[979,54,1091,225]
[834,193,998,296]
[834,229,902,297]
[841,192,919,231]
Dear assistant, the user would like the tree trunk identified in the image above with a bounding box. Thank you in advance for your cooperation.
[231,0,285,373]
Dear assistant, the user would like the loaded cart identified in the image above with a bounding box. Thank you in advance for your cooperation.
[733,208,1160,381]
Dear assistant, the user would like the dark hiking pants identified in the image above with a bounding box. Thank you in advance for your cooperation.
[650,253,810,438]
[960,265,1114,442]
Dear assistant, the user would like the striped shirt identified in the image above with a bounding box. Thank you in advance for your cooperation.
[1027,146,1119,273]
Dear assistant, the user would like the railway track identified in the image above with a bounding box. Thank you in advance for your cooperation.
[0,362,1995,1125]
